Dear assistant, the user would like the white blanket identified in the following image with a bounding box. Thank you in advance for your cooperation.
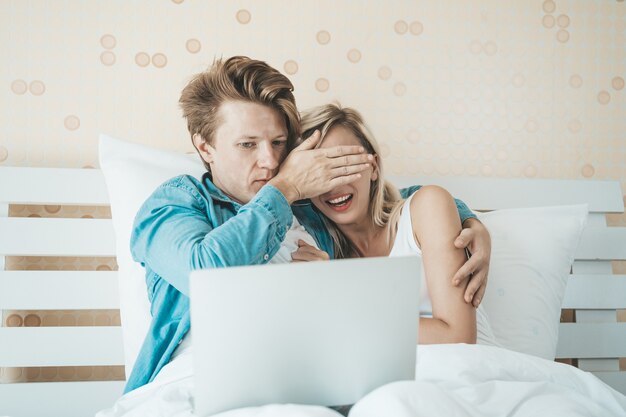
[351,344,626,417]
[96,345,626,417]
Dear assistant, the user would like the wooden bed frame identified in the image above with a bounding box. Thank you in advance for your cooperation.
[1,167,625,417]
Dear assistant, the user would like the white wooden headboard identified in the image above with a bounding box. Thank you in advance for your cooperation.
[0,167,625,417]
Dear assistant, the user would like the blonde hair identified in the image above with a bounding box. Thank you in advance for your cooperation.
[300,103,404,258]
[179,56,300,174]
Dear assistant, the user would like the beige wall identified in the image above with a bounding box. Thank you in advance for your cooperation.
[1,0,625,380]
[2,1,625,181]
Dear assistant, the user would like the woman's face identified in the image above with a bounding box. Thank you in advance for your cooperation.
[311,125,378,227]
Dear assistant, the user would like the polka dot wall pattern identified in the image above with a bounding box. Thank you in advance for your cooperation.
[347,49,361,63]
[152,53,168,68]
[2,0,625,370]
[134,52,167,68]
[186,38,201,54]
[135,52,150,67]
[378,66,392,80]
[315,78,330,93]
[542,0,571,43]
[283,60,298,75]
[64,115,80,131]
[316,30,331,45]
[100,34,117,67]
[236,9,251,25]
[10,80,27,95]
[10,80,46,96]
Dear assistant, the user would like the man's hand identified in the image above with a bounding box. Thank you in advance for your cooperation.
[291,240,330,262]
[269,130,373,204]
[452,218,491,308]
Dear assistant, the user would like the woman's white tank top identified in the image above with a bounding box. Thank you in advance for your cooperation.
[388,194,433,317]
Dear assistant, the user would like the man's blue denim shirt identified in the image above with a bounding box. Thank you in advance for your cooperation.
[125,173,476,393]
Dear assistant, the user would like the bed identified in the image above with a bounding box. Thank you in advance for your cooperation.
[1,161,626,417]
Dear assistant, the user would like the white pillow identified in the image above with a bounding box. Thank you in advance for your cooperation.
[475,204,588,360]
[98,133,205,378]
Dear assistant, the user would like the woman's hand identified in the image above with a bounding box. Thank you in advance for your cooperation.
[291,240,330,262]
[452,218,491,308]
[269,130,373,204]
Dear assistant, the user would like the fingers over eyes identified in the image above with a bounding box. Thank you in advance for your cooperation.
[331,163,370,178]
[327,153,370,168]
[329,173,363,188]
[326,145,365,158]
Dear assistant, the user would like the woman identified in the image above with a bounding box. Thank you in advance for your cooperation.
[298,103,478,344]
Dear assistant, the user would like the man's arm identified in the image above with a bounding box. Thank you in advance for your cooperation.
[131,176,293,296]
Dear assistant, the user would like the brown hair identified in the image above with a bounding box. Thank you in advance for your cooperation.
[179,56,300,173]
[300,103,404,258]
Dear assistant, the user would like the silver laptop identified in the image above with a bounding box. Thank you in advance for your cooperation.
[190,255,421,416]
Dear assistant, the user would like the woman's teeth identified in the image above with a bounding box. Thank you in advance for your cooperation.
[327,194,353,206]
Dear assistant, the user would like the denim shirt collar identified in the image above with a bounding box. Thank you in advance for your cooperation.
[201,172,242,209]
[202,171,314,209]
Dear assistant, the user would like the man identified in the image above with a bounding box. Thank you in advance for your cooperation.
[126,56,491,392]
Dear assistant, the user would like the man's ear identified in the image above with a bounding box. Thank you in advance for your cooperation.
[192,133,216,164]
[371,154,380,182]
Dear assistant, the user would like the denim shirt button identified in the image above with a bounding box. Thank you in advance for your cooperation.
[263,254,269,261]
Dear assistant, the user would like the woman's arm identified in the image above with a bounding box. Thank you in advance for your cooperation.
[401,185,491,308]
[409,185,477,344]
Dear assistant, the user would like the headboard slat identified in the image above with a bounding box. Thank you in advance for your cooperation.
[555,323,626,358]
[0,271,119,310]
[562,275,626,309]
[0,327,124,367]
[389,175,624,213]
[0,167,110,205]
[0,381,125,417]
[1,168,623,213]
[0,218,116,256]
[574,227,626,260]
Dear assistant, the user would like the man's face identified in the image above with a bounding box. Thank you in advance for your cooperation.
[196,101,289,204]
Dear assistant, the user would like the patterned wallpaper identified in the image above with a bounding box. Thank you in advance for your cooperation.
[1,0,625,382]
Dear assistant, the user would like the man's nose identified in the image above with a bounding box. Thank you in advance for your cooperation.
[257,143,280,170]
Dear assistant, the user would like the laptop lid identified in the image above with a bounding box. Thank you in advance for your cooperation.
[190,255,421,416]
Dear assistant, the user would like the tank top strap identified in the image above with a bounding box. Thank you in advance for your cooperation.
[390,192,422,256]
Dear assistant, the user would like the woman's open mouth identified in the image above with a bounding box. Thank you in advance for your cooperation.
[326,193,353,212]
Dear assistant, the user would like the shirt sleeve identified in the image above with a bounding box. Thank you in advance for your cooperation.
[130,178,293,296]
[399,185,477,223]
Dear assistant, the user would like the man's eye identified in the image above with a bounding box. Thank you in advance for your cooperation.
[239,142,255,149]
[273,140,287,147]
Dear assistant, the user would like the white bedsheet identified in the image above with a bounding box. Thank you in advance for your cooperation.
[95,349,342,417]
[96,345,626,417]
